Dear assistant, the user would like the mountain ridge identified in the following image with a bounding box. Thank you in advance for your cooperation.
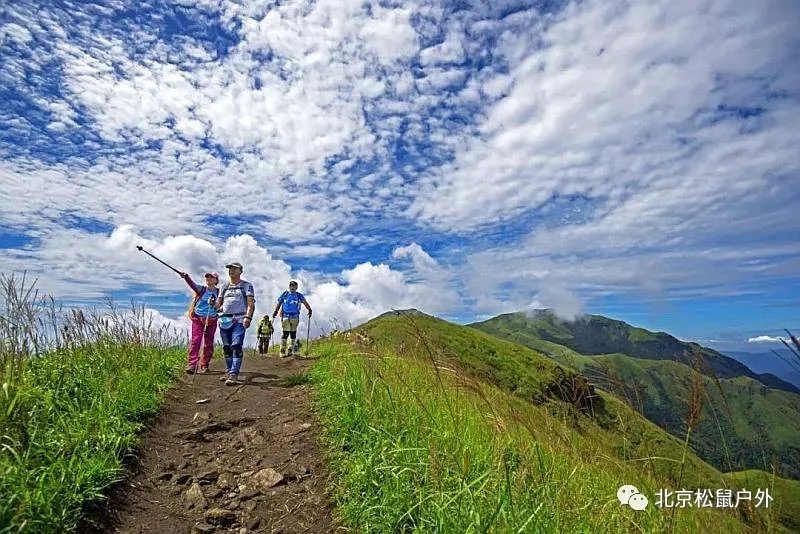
[475,309,799,394]
[341,309,800,531]
[468,310,800,480]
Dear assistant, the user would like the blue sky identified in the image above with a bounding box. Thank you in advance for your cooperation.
[1,0,798,351]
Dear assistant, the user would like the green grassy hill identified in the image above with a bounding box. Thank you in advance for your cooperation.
[469,312,800,481]
[307,310,798,532]
[472,310,798,394]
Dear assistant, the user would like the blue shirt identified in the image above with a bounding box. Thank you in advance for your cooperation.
[193,287,219,318]
[182,275,219,319]
[277,290,306,317]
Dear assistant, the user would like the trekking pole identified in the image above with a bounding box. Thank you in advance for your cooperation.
[266,317,274,356]
[305,314,311,356]
[135,245,182,275]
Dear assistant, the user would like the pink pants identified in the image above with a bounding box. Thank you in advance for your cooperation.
[188,315,217,368]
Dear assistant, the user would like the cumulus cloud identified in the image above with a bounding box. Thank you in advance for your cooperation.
[5,225,459,346]
[747,335,789,344]
[1,0,798,338]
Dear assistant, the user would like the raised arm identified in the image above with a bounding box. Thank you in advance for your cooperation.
[179,272,201,294]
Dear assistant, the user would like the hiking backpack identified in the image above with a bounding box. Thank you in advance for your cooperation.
[278,290,304,316]
[186,286,207,318]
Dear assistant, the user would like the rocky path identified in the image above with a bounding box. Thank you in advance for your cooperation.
[87,350,337,534]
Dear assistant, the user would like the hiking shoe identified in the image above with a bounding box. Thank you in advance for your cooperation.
[186,367,196,374]
[225,375,240,386]
[198,366,208,374]
[220,373,230,382]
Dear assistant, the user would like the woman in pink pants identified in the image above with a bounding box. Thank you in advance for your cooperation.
[180,271,220,374]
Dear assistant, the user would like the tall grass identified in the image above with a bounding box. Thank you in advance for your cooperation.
[0,272,186,533]
[309,335,750,533]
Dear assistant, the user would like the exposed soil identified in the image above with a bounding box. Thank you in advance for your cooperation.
[85,349,339,534]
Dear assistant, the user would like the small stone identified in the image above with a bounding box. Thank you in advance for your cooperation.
[156,471,173,481]
[242,500,257,512]
[184,483,208,510]
[251,468,284,491]
[197,471,219,484]
[217,472,234,490]
[204,508,237,526]
[183,452,194,458]
[239,488,263,500]
[174,474,193,486]
[193,523,215,533]
[227,492,237,499]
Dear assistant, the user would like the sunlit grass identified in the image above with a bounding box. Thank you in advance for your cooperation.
[0,272,186,533]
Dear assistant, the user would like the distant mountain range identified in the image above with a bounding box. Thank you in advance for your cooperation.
[468,310,800,479]
[723,349,800,388]
[470,310,798,394]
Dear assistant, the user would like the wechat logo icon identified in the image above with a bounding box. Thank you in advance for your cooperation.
[618,485,649,511]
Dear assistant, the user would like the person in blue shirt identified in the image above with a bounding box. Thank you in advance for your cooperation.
[272,280,312,357]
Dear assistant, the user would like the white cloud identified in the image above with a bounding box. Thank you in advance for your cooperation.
[1,0,798,333]
[747,335,788,344]
[529,283,585,321]
[1,22,33,44]
[3,225,459,345]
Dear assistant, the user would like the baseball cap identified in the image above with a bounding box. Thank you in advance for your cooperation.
[225,262,243,270]
[204,272,219,280]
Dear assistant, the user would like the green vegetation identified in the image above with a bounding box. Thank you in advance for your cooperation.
[724,470,800,533]
[309,328,760,533]
[471,312,800,480]
[472,313,800,478]
[590,356,800,479]
[0,273,185,533]
[471,311,798,393]
[352,313,759,489]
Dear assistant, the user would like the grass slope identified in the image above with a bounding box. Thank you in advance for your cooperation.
[310,338,758,533]
[351,313,763,491]
[311,310,800,533]
[724,470,800,533]
[470,315,800,482]
[0,273,187,533]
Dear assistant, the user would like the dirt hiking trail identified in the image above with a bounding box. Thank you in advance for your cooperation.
[87,350,338,534]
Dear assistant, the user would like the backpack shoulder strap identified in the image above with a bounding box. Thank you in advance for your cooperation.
[218,282,230,301]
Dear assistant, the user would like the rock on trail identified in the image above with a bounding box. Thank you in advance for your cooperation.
[84,352,336,534]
